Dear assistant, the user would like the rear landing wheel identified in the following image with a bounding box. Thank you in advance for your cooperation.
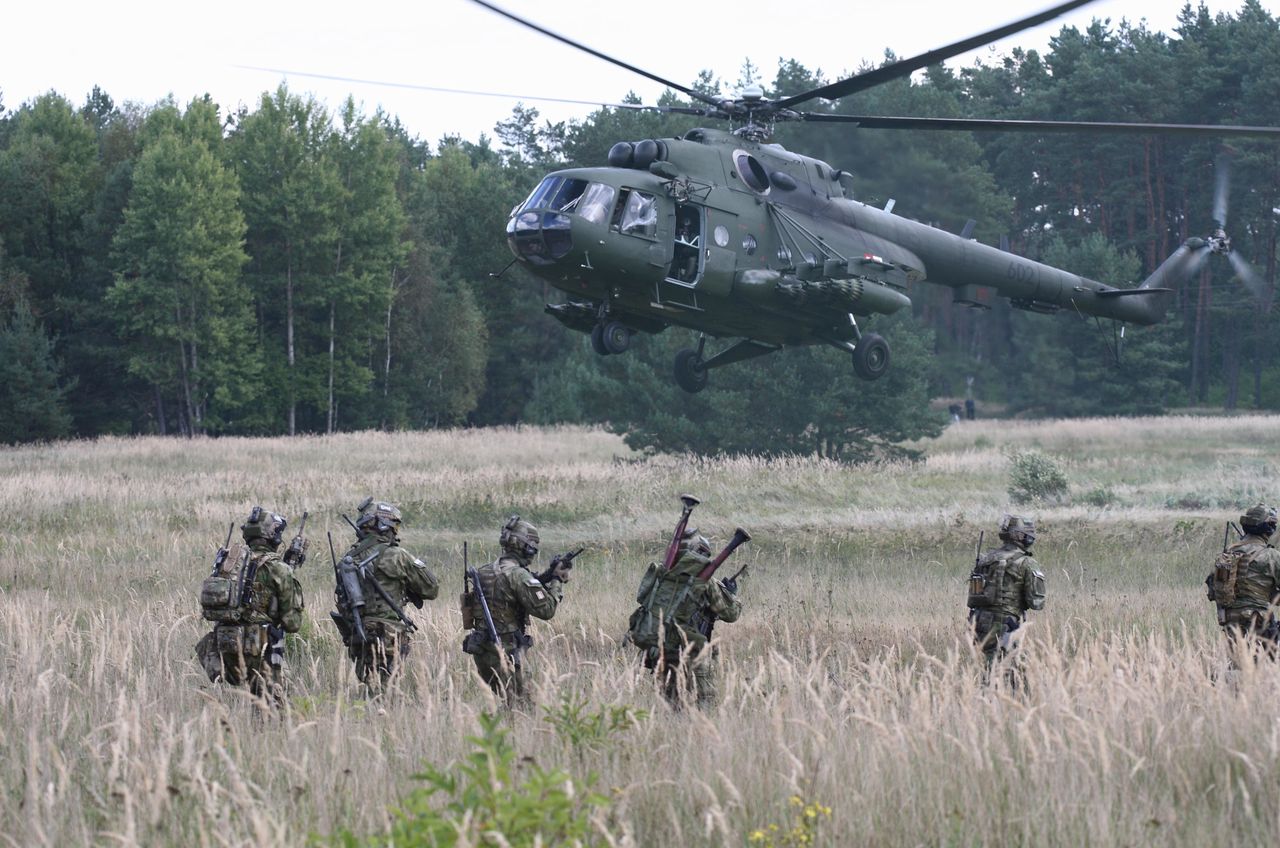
[852,333,890,381]
[674,348,709,393]
[590,323,610,356]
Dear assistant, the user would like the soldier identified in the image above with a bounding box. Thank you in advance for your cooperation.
[1206,503,1280,660]
[966,514,1046,683]
[628,528,743,709]
[335,498,439,696]
[462,515,568,708]
[196,507,305,706]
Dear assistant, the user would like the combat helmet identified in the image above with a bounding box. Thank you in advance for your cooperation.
[241,506,287,550]
[998,513,1036,549]
[500,515,540,562]
[355,497,402,540]
[679,526,712,558]
[1241,503,1278,538]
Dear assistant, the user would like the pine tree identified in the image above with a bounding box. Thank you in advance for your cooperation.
[0,299,73,443]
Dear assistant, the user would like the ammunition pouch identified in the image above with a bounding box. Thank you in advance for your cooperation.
[214,623,267,657]
[461,629,492,655]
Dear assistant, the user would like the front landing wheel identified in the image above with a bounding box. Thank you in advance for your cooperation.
[673,348,709,393]
[852,333,890,381]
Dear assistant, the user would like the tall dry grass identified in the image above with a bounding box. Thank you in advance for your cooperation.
[1,416,1278,845]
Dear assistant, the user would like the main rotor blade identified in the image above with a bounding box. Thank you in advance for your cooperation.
[1213,153,1231,228]
[1228,250,1271,303]
[468,0,723,110]
[798,113,1280,138]
[773,0,1096,109]
[235,65,671,112]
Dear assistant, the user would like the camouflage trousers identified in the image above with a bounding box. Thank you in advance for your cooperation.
[195,624,285,705]
[348,621,411,697]
[1219,609,1280,665]
[467,631,533,709]
[970,610,1026,688]
[644,645,719,709]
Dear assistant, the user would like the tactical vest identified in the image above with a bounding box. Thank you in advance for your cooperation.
[628,561,707,651]
[467,558,526,634]
[1213,541,1277,610]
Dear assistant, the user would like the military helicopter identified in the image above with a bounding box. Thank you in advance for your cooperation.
[478,0,1280,393]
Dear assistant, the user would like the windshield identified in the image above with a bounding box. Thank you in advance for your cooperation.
[519,176,589,214]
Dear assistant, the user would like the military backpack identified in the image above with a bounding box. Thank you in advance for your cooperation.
[1211,542,1269,607]
[200,540,252,623]
[967,551,1012,610]
[628,562,704,651]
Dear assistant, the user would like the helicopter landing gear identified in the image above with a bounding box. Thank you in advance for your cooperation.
[672,336,780,393]
[590,323,609,355]
[674,348,709,393]
[591,320,632,355]
[851,333,890,381]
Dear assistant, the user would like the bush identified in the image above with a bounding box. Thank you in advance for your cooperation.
[1007,450,1069,503]
[1081,486,1118,508]
[332,712,612,847]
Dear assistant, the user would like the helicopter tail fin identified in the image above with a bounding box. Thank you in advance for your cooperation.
[1094,240,1205,325]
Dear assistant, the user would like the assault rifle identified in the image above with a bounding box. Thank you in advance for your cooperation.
[329,531,368,646]
[696,560,751,640]
[283,511,309,567]
[210,522,235,576]
[357,552,418,633]
[463,564,501,654]
[537,547,584,584]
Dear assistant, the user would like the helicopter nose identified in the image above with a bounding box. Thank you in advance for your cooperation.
[506,210,574,265]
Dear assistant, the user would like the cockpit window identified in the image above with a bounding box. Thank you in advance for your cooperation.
[577,183,616,225]
[519,176,588,213]
[615,189,657,238]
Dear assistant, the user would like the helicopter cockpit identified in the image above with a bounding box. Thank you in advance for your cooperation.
[507,173,669,267]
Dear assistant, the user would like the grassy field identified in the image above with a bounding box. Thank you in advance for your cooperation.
[2,416,1279,846]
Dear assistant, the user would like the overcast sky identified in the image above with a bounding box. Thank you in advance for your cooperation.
[4,0,1274,146]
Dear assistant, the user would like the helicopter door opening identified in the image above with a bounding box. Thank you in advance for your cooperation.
[666,204,704,286]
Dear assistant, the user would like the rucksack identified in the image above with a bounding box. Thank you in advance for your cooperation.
[967,552,1014,610]
[628,563,703,651]
[1211,544,1258,607]
[200,540,252,623]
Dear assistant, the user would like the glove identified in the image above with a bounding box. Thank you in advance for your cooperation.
[548,559,573,584]
[722,576,738,595]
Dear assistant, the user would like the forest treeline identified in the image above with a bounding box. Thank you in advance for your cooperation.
[0,2,1276,455]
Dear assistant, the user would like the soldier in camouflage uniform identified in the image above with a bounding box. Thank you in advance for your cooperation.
[336,498,439,695]
[629,529,743,709]
[966,514,1046,683]
[1206,503,1280,660]
[196,508,305,705]
[462,516,568,709]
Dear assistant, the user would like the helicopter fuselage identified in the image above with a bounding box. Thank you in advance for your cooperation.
[505,127,1179,389]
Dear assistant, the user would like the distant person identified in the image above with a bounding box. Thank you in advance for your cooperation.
[965,397,976,420]
[1206,503,1280,660]
[628,526,743,709]
[966,514,1045,685]
[462,515,569,709]
[196,507,305,707]
[332,498,439,697]
[948,403,962,423]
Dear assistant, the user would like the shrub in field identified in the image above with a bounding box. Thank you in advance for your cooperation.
[1006,450,1069,503]
[333,710,621,847]
[1081,486,1118,508]
[544,694,647,756]
[749,795,833,848]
